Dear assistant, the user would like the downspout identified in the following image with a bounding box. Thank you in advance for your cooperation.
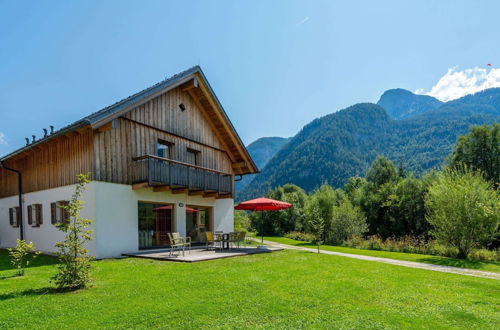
[0,161,24,240]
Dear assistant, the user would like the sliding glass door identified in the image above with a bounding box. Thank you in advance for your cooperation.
[186,206,212,243]
[138,202,173,249]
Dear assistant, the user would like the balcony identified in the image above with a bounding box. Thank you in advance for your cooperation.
[132,155,233,197]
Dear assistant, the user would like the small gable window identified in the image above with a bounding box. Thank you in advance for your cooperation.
[9,207,20,228]
[27,204,43,227]
[51,201,69,225]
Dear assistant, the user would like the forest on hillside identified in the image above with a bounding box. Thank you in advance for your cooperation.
[239,88,500,200]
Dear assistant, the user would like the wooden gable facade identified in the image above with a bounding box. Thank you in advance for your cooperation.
[0,68,257,199]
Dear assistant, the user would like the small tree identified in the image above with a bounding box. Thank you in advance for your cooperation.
[8,239,40,276]
[308,206,325,253]
[52,174,94,289]
[329,200,367,244]
[425,166,500,259]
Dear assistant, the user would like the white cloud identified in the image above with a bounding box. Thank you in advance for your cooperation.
[415,66,500,102]
[297,17,310,25]
[0,132,6,145]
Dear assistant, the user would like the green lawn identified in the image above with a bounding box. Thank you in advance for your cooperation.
[262,236,500,273]
[0,249,499,329]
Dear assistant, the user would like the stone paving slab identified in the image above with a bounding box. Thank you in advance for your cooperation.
[123,246,283,263]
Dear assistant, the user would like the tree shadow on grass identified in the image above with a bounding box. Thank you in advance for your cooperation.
[0,286,82,301]
[416,256,499,270]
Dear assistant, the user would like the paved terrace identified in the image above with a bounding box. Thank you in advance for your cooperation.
[123,246,283,262]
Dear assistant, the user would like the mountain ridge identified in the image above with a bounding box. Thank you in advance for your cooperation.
[238,88,500,200]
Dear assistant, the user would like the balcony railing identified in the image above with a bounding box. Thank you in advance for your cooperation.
[132,155,233,195]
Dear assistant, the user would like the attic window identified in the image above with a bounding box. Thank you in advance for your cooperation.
[179,103,186,111]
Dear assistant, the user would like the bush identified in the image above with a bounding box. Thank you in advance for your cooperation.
[425,165,500,259]
[343,235,500,262]
[234,210,252,233]
[285,231,315,242]
[327,199,367,244]
[469,249,500,262]
[8,239,40,276]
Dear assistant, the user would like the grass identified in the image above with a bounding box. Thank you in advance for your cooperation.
[262,236,500,273]
[0,249,499,329]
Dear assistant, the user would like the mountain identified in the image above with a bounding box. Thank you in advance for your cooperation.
[239,88,500,200]
[236,137,291,191]
[377,88,443,119]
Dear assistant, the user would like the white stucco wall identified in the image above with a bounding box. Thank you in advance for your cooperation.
[93,181,234,258]
[0,181,234,259]
[0,183,97,256]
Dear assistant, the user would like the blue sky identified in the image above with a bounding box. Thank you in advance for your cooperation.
[1,0,499,156]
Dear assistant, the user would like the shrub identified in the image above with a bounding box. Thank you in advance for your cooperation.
[285,231,315,242]
[425,165,500,259]
[234,210,252,233]
[343,235,500,262]
[327,199,367,244]
[8,239,40,276]
[469,249,500,262]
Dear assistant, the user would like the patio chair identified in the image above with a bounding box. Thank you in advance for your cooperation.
[205,231,215,250]
[214,232,224,251]
[237,231,246,248]
[229,232,240,250]
[168,232,191,256]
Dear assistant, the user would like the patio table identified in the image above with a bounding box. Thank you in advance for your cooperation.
[221,233,230,250]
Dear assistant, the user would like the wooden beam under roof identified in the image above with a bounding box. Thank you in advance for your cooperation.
[153,185,170,192]
[216,193,232,199]
[188,190,204,196]
[172,188,188,194]
[132,182,149,190]
[180,78,198,91]
[202,191,217,198]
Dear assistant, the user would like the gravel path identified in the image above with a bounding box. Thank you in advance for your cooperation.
[256,239,500,280]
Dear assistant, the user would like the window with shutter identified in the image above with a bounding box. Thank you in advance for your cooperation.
[27,205,33,225]
[36,204,43,226]
[14,207,20,228]
[52,201,70,224]
[9,208,13,226]
[51,202,57,224]
[62,201,70,223]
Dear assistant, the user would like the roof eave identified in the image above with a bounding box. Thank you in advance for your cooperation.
[0,119,91,162]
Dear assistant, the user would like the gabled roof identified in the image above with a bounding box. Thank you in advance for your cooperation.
[1,66,258,175]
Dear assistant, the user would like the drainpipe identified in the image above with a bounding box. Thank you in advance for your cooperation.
[0,161,24,240]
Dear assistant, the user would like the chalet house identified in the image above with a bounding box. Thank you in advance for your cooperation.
[0,66,257,258]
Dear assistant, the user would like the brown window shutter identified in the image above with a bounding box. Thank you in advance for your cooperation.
[51,202,57,224]
[15,207,20,228]
[37,204,43,225]
[61,201,70,224]
[27,205,33,225]
[9,208,13,226]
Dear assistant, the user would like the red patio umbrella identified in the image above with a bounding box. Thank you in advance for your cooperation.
[235,197,292,244]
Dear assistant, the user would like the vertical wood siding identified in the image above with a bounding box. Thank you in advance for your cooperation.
[0,86,234,198]
[0,130,93,198]
[93,87,233,184]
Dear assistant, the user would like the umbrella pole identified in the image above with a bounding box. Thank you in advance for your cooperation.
[261,210,264,244]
